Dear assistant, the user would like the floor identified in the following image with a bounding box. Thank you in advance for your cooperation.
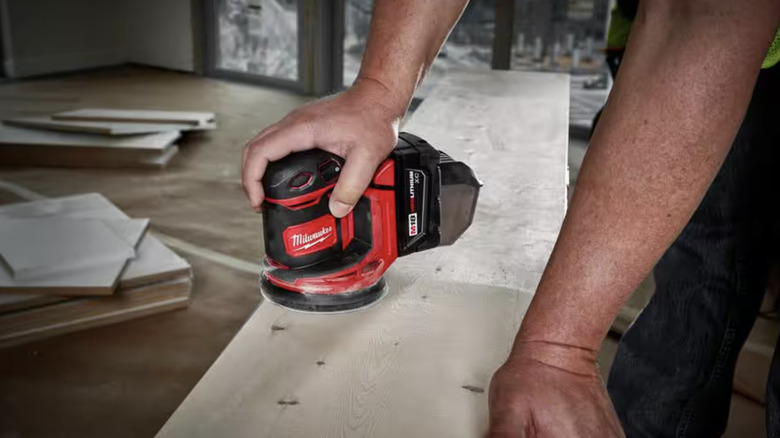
[0,67,770,437]
[0,67,309,438]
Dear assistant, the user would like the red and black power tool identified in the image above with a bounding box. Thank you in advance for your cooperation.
[260,133,481,313]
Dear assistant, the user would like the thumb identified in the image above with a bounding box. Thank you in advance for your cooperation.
[329,149,382,218]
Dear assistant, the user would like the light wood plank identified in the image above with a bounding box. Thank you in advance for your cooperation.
[0,294,67,314]
[0,276,191,348]
[0,143,179,168]
[0,125,181,168]
[158,70,569,438]
[53,108,216,127]
[0,125,179,150]
[4,116,215,135]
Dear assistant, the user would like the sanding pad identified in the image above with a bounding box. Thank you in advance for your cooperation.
[259,277,389,314]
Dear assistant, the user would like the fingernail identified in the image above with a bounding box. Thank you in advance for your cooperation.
[329,200,352,218]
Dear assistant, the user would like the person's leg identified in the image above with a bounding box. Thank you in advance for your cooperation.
[607,63,780,438]
[768,337,780,437]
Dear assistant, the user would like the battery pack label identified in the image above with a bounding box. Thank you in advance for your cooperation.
[408,213,418,236]
[406,169,426,239]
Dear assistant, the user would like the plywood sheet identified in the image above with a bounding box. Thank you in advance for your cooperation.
[0,218,135,280]
[53,108,216,127]
[0,143,180,168]
[0,125,180,150]
[4,117,215,135]
[0,293,66,314]
[0,125,181,168]
[0,276,191,348]
[0,194,190,296]
[157,70,569,438]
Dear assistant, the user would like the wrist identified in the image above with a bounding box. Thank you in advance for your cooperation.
[508,338,599,377]
[350,76,411,122]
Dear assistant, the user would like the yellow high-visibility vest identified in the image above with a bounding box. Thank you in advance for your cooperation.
[764,31,780,68]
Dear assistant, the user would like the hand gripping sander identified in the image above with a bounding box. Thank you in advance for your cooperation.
[260,133,481,313]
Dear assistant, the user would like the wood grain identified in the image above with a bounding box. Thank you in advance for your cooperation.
[157,70,569,438]
[0,125,181,168]
[0,276,191,348]
[0,293,67,314]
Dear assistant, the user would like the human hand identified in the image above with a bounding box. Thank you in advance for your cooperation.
[241,79,404,217]
[487,341,624,438]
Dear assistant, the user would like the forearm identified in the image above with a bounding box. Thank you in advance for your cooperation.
[353,0,468,117]
[514,0,780,366]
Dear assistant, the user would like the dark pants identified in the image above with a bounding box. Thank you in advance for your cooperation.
[607,64,780,437]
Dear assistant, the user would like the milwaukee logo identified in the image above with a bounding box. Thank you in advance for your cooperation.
[283,216,337,257]
[291,226,333,250]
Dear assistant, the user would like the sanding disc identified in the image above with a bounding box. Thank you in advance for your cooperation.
[259,277,389,314]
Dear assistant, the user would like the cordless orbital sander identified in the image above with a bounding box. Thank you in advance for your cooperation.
[260,133,481,313]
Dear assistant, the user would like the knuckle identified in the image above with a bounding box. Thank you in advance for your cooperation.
[243,139,258,151]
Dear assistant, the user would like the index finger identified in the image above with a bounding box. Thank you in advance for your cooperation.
[241,125,315,211]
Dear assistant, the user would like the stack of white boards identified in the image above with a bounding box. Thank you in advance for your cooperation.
[0,193,192,348]
[0,109,216,168]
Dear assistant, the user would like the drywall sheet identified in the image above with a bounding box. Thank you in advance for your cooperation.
[0,194,190,295]
[4,117,214,135]
[54,109,216,127]
[157,70,569,438]
[0,218,135,280]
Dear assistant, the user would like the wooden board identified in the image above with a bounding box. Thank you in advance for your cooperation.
[0,218,136,280]
[0,293,66,314]
[0,125,181,168]
[0,125,180,150]
[53,108,216,127]
[0,144,179,168]
[0,276,191,348]
[0,194,191,296]
[157,70,569,438]
[4,116,215,135]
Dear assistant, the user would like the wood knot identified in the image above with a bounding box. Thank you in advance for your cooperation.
[277,399,299,406]
[461,385,484,394]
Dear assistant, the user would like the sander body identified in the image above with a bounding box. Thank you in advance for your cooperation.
[260,133,481,313]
